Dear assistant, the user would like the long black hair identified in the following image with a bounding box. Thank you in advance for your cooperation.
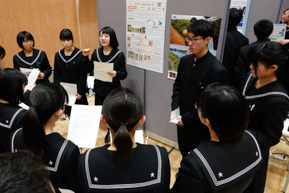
[0,68,27,105]
[102,88,143,159]
[22,82,68,155]
[249,41,289,92]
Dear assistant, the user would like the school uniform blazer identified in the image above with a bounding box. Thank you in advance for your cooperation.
[171,51,227,127]
[54,48,88,95]
[78,144,170,193]
[0,103,26,153]
[242,74,289,152]
[222,27,249,87]
[13,49,52,84]
[171,131,262,193]
[235,39,270,85]
[88,47,127,97]
[10,129,82,193]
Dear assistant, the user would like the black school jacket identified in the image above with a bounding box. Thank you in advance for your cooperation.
[242,74,289,152]
[54,48,88,95]
[171,131,262,193]
[10,129,82,193]
[87,47,127,97]
[13,49,52,84]
[171,51,227,127]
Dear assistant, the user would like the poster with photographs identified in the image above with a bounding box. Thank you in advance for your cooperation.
[168,14,222,80]
[126,0,167,73]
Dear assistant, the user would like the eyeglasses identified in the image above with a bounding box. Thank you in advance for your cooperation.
[185,36,204,43]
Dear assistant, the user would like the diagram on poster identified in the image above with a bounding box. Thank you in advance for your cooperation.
[269,24,287,42]
[168,15,221,80]
[126,0,167,73]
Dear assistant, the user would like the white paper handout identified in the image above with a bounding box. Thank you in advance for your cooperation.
[169,107,181,124]
[24,68,40,92]
[134,129,144,144]
[20,67,34,76]
[87,76,95,89]
[60,82,77,106]
[67,105,102,148]
[93,61,113,82]
[18,102,30,110]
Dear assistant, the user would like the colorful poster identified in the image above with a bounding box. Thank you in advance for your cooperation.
[168,14,222,80]
[230,0,250,34]
[269,24,287,42]
[126,0,167,73]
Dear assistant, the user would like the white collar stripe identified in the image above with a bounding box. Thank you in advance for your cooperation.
[245,92,289,100]
[16,50,42,66]
[96,48,121,63]
[11,128,22,152]
[58,50,82,63]
[242,74,252,96]
[0,108,24,129]
[85,145,162,189]
[45,139,68,172]
[193,131,262,186]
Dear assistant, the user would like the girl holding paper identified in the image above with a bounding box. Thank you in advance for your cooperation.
[87,26,127,143]
[242,42,289,193]
[78,88,170,193]
[10,82,82,193]
[54,29,90,108]
[13,31,52,84]
[0,68,27,153]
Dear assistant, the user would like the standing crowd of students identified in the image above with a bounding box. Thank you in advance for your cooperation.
[0,8,289,193]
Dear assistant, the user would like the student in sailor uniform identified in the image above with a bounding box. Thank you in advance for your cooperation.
[86,26,127,143]
[78,88,170,193]
[10,82,82,193]
[0,69,28,153]
[13,31,52,84]
[171,83,262,193]
[242,42,289,193]
[0,45,6,70]
[54,29,90,111]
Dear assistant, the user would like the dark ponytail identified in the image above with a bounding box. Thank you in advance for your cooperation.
[22,82,68,156]
[102,88,143,159]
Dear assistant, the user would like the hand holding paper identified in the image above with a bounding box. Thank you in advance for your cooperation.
[24,68,40,92]
[93,61,114,82]
[169,107,182,125]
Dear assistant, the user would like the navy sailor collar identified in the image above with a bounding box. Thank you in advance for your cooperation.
[58,48,82,63]
[242,74,289,100]
[16,49,42,66]
[96,47,121,63]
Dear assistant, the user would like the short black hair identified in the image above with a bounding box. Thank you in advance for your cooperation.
[99,26,119,48]
[59,29,74,41]
[283,8,289,13]
[197,83,249,142]
[228,8,243,28]
[0,46,5,59]
[0,151,54,193]
[16,31,34,49]
[0,68,27,105]
[187,20,214,39]
[253,19,273,39]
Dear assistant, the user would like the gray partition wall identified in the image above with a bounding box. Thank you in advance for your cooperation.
[244,0,283,43]
[278,0,289,22]
[97,0,231,147]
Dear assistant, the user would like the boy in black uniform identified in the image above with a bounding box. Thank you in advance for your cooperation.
[171,20,227,157]
[235,19,273,85]
[222,8,248,88]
